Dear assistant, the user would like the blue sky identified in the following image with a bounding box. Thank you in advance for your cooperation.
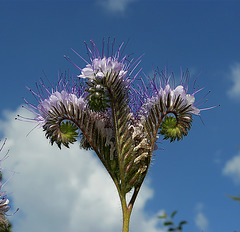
[0,0,240,231]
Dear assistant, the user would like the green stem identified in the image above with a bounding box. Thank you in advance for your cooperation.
[121,195,131,232]
[119,186,143,232]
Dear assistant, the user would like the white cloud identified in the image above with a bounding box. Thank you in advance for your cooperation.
[97,0,137,13]
[227,62,240,99]
[223,153,240,184]
[195,213,208,231]
[0,107,164,232]
[194,203,209,231]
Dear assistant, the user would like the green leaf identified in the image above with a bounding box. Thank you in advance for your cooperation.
[164,221,173,226]
[170,210,178,218]
[228,195,240,201]
[168,228,175,231]
[158,212,167,219]
[179,220,187,226]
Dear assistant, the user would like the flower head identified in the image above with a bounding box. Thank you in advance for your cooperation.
[79,56,127,81]
[65,39,141,112]
[37,90,86,125]
[137,68,211,142]
[21,73,87,126]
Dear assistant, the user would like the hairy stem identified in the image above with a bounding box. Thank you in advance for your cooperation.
[121,194,131,232]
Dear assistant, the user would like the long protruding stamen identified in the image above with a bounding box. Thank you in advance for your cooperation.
[64,55,82,71]
[128,68,142,86]
[128,54,144,71]
[71,49,89,65]
[42,70,55,91]
[192,87,205,96]
[23,99,38,110]
[116,42,124,60]
[102,38,105,58]
[107,37,110,57]
[38,79,51,100]
[0,139,7,153]
[196,99,209,107]
[84,41,92,61]
[195,90,211,105]
[16,114,39,121]
[27,87,41,104]
[91,40,101,58]
[119,38,129,59]
[111,37,115,57]
[190,71,201,94]
[200,105,220,111]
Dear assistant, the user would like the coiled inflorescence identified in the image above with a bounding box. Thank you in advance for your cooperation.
[139,69,201,144]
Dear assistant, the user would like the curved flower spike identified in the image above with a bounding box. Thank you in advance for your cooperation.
[139,69,203,143]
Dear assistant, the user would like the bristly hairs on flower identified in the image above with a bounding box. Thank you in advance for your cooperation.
[18,71,87,124]
[136,67,218,142]
[0,139,19,229]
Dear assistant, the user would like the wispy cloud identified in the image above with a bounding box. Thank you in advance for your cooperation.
[194,203,209,231]
[195,213,208,231]
[0,107,164,232]
[97,0,138,14]
[227,62,240,99]
[223,152,240,184]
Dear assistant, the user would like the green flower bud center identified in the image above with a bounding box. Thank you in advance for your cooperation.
[160,115,192,142]
[56,121,79,148]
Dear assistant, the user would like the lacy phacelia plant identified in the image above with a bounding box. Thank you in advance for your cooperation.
[23,40,209,232]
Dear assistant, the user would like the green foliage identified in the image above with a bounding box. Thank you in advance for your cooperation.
[158,210,187,232]
[227,194,240,204]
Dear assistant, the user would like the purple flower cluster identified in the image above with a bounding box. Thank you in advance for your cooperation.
[21,40,210,147]
[37,90,87,125]
[20,39,215,232]
[140,70,202,116]
[79,57,127,81]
